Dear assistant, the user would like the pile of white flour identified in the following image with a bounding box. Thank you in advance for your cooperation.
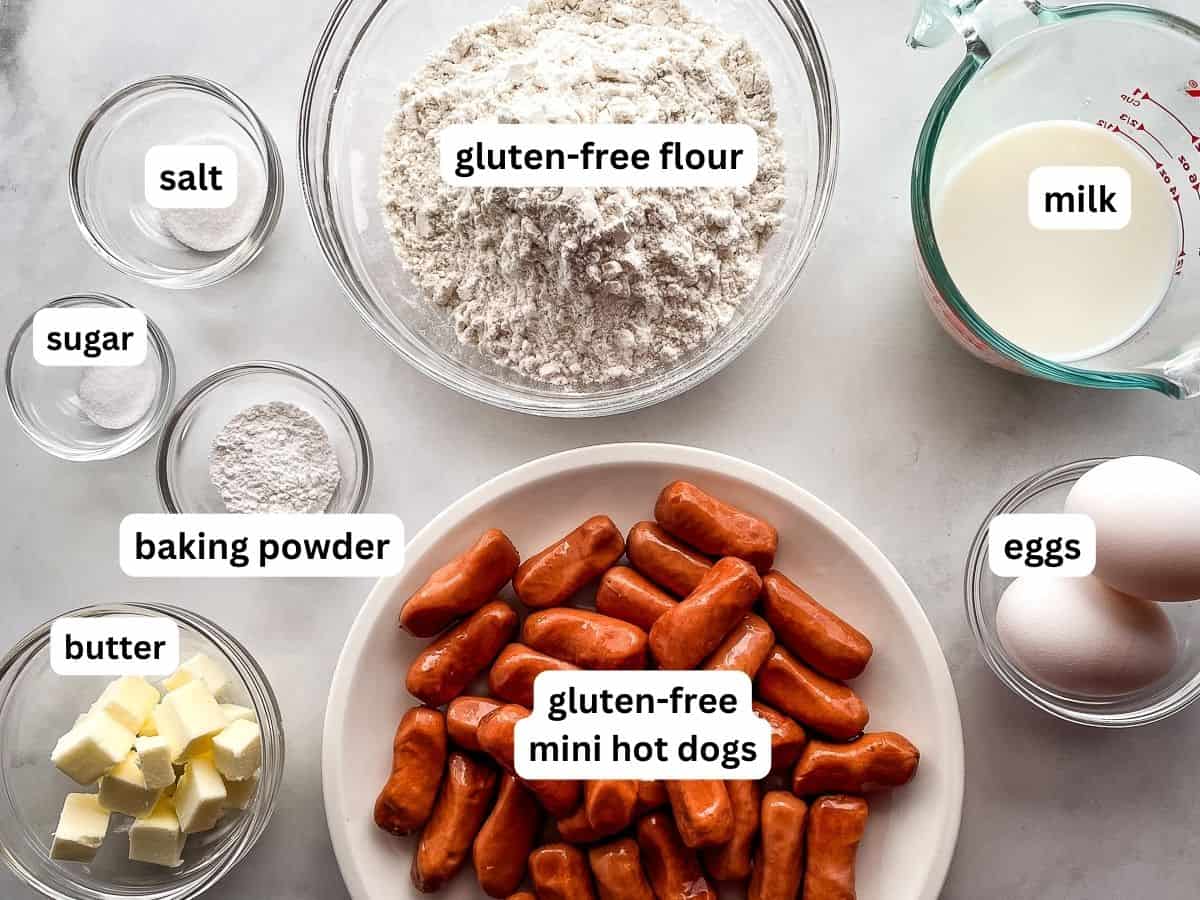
[380,0,786,386]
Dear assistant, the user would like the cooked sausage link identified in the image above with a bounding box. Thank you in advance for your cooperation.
[755,646,868,741]
[514,516,625,610]
[649,558,761,670]
[791,732,919,796]
[626,521,713,598]
[529,843,598,900]
[400,529,520,637]
[803,795,869,900]
[445,695,503,752]
[473,774,542,898]
[489,643,579,708]
[406,601,518,706]
[702,613,774,678]
[585,780,639,834]
[751,701,808,774]
[634,780,669,815]
[522,608,648,670]
[748,792,807,900]
[761,571,873,680]
[635,812,716,900]
[476,703,581,816]
[588,837,657,900]
[412,752,498,892]
[373,706,447,836]
[700,779,760,881]
[596,566,678,631]
[654,481,778,574]
[665,780,734,849]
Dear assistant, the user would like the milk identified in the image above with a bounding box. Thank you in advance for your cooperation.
[934,121,1179,361]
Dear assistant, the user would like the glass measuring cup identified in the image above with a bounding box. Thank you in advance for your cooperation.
[910,0,1200,396]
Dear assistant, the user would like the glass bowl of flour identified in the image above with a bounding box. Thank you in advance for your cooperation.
[300,0,838,417]
[156,362,373,514]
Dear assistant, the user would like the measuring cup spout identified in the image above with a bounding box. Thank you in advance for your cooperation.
[907,0,1044,57]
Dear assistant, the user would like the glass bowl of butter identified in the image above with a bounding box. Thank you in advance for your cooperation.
[0,603,283,899]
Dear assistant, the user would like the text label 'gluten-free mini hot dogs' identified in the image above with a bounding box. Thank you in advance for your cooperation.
[513,670,770,780]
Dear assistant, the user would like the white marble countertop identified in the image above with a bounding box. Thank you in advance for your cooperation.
[3,0,1200,897]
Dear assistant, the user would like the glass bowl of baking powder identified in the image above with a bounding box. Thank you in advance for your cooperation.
[300,0,838,417]
[156,362,373,514]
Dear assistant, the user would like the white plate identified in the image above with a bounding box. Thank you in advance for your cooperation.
[323,443,964,900]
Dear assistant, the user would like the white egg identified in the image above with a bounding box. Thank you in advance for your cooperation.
[1065,456,1200,603]
[997,575,1177,697]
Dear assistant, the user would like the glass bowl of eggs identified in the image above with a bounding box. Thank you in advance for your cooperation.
[966,457,1200,727]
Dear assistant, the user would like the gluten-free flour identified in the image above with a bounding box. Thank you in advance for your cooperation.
[379,0,786,386]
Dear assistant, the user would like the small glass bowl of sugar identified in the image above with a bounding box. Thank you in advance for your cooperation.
[6,294,176,461]
[69,76,284,289]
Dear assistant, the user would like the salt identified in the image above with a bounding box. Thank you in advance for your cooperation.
[77,363,158,430]
[160,136,268,253]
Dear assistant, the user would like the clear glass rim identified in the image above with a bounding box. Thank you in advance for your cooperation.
[154,360,374,513]
[68,75,285,290]
[297,0,840,417]
[0,602,284,900]
[5,293,177,462]
[911,2,1200,397]
[964,457,1200,727]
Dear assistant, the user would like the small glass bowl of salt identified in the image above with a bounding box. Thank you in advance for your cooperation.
[69,75,283,289]
[6,294,176,461]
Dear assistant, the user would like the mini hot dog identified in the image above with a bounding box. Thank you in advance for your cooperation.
[585,780,639,834]
[635,812,716,900]
[374,706,447,836]
[755,646,868,741]
[702,613,774,678]
[648,558,761,670]
[654,482,778,574]
[803,795,869,900]
[400,529,520,637]
[751,701,807,773]
[522,609,648,670]
[473,774,542,898]
[476,703,581,816]
[489,643,579,708]
[747,791,807,900]
[700,779,760,882]
[791,732,919,795]
[664,780,734,848]
[761,571,873,680]
[407,601,517,706]
[514,516,625,609]
[595,566,677,631]
[412,752,498,892]
[635,780,669,814]
[528,843,597,900]
[626,521,713,597]
[588,837,656,900]
[445,696,503,752]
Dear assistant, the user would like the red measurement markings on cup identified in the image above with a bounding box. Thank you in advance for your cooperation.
[1188,81,1200,99]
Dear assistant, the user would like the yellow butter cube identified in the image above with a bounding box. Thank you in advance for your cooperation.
[212,720,261,782]
[174,756,227,834]
[162,654,231,699]
[98,750,160,818]
[134,736,175,792]
[51,711,135,785]
[129,796,186,868]
[155,681,227,762]
[51,793,110,863]
[91,677,159,733]
[222,770,259,811]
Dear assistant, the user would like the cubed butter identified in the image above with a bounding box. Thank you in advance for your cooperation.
[90,677,159,733]
[139,708,159,737]
[98,750,160,818]
[155,681,227,762]
[52,711,135,785]
[50,793,110,863]
[222,770,259,811]
[174,756,227,834]
[163,654,231,699]
[128,796,186,868]
[212,720,261,782]
[134,736,175,792]
[220,704,256,725]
